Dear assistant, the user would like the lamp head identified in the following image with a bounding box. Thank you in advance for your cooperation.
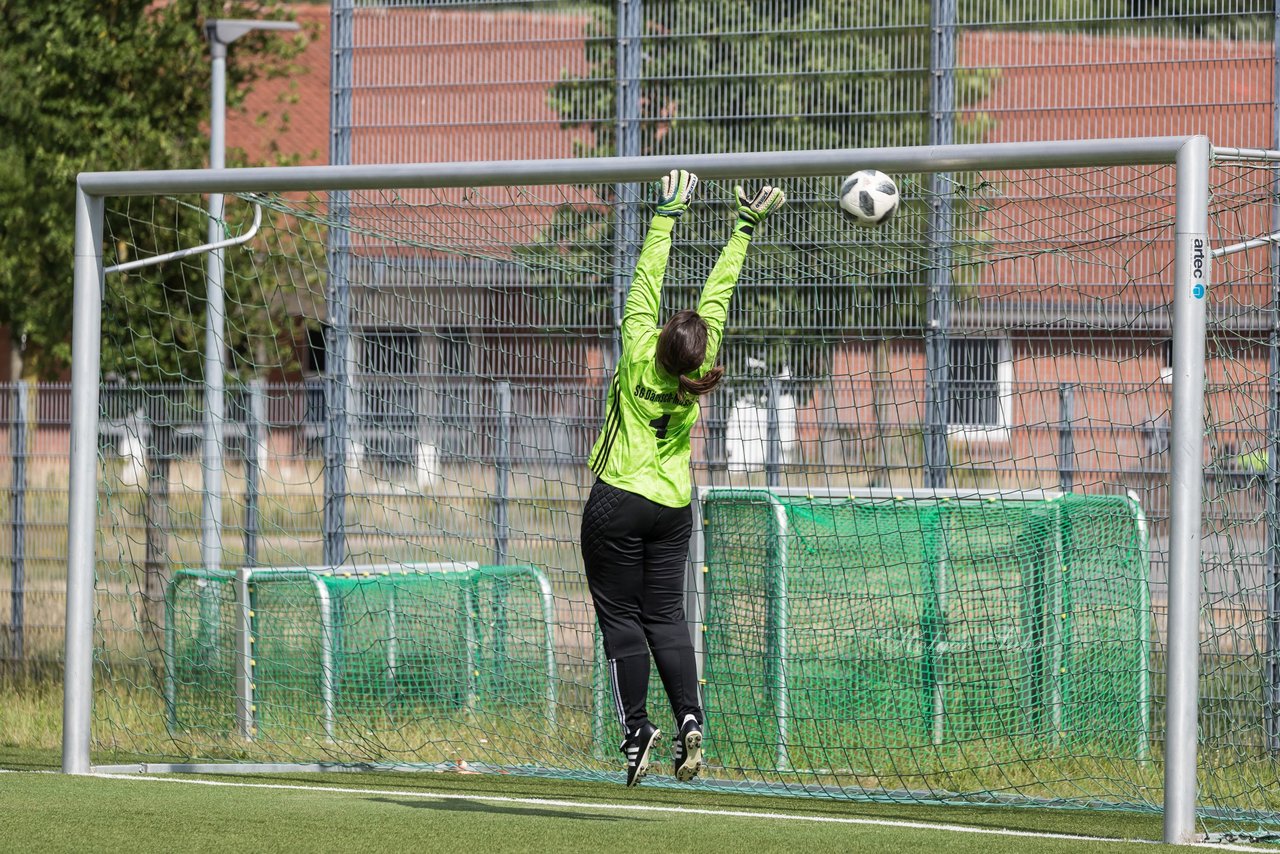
[205,18,300,55]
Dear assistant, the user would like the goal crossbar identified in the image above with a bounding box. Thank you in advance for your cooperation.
[76,136,1197,197]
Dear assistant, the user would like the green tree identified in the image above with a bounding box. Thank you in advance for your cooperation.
[0,0,311,380]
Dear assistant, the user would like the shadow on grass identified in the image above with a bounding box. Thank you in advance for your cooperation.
[225,772,1159,842]
[367,796,652,822]
[0,745,60,770]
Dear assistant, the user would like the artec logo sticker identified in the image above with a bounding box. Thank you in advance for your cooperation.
[1190,236,1207,300]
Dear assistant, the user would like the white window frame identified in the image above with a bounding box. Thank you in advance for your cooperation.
[947,336,1012,443]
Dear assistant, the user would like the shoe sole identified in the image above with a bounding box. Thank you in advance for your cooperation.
[675,730,703,782]
[626,728,661,788]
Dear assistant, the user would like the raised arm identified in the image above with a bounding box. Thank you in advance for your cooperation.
[620,170,699,351]
[697,184,786,372]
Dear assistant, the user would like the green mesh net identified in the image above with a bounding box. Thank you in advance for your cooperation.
[702,491,1149,794]
[166,564,557,766]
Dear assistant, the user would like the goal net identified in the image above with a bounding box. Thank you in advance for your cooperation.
[699,488,1151,777]
[67,139,1280,839]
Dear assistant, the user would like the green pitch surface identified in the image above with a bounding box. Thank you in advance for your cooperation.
[0,749,1268,853]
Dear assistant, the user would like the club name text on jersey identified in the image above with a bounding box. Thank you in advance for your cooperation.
[633,384,692,406]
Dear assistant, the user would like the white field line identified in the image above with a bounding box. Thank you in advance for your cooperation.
[52,772,1268,852]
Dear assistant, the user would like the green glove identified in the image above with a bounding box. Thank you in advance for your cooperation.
[655,169,700,218]
[734,184,786,235]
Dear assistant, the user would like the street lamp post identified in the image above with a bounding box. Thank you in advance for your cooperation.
[200,19,298,582]
[203,18,298,740]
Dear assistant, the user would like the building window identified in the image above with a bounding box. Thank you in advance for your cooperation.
[948,338,1012,438]
[363,329,419,379]
[306,325,327,375]
[438,327,471,378]
[436,327,473,458]
[359,329,421,466]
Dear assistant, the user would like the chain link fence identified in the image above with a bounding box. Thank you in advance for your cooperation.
[6,2,1280,705]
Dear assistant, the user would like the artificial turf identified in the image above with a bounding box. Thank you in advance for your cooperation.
[0,745,1203,853]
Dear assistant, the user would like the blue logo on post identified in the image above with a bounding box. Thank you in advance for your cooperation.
[1193,283,1206,299]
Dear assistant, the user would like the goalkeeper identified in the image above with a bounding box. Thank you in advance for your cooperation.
[580,169,785,786]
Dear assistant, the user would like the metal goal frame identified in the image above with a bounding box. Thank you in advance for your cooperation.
[68,136,1210,843]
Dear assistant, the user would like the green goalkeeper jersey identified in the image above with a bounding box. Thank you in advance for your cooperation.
[588,214,752,508]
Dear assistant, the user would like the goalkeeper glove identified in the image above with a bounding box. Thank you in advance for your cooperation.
[655,169,699,218]
[733,184,786,236]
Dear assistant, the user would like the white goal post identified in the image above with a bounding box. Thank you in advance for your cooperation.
[68,136,1211,843]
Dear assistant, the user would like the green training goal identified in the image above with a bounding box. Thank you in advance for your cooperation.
[699,488,1150,782]
[164,562,557,749]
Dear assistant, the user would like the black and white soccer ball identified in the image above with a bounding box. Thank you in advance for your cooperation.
[838,170,900,227]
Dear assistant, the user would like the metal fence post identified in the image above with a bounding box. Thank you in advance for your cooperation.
[143,399,172,633]
[611,0,642,369]
[766,376,781,488]
[494,381,512,566]
[688,492,706,700]
[597,0,643,752]
[491,381,513,688]
[924,0,957,491]
[768,495,790,772]
[1269,219,1280,755]
[234,376,263,737]
[1163,134,1210,846]
[1265,0,1280,755]
[593,629,607,758]
[9,381,27,662]
[922,505,950,746]
[1059,383,1076,493]
[244,379,265,568]
[234,568,255,739]
[1048,499,1065,742]
[325,0,355,569]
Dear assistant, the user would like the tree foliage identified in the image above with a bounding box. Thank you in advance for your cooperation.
[0,0,310,380]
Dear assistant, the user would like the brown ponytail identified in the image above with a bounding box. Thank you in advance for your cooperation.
[677,365,724,398]
[656,310,724,400]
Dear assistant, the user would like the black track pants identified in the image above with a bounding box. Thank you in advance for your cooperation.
[580,479,702,736]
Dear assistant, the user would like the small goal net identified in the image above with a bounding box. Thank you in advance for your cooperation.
[700,488,1149,784]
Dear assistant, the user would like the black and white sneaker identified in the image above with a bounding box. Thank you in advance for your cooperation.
[622,722,661,787]
[673,714,704,782]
